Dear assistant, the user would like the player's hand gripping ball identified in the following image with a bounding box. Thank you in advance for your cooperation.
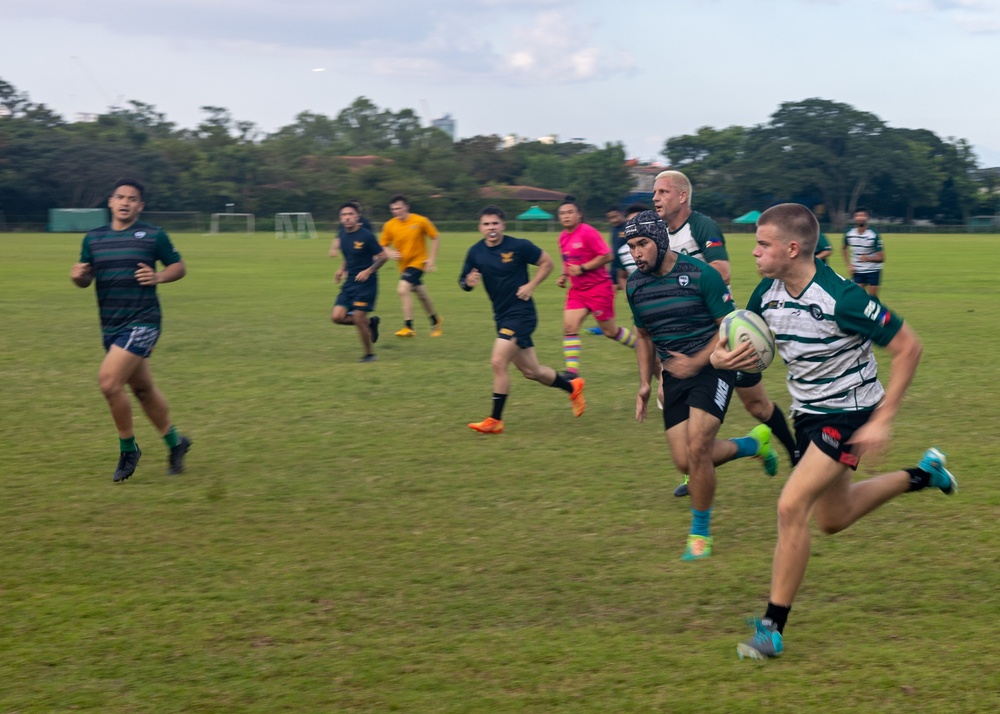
[719,309,775,374]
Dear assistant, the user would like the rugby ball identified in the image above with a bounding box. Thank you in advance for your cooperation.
[719,309,775,373]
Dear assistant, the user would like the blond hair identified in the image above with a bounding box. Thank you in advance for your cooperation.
[654,170,693,204]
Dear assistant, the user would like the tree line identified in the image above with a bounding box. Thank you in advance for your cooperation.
[0,77,994,228]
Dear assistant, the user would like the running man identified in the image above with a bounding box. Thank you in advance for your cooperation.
[331,202,389,362]
[842,207,884,297]
[556,196,637,377]
[461,206,585,433]
[379,194,443,337]
[715,203,956,660]
[624,211,777,561]
[70,178,191,482]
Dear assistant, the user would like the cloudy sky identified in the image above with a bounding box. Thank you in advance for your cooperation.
[3,0,999,165]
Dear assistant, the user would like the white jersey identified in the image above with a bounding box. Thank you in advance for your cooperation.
[843,227,884,272]
[747,260,903,415]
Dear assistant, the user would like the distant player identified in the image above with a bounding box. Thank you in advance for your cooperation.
[379,194,444,337]
[625,211,777,561]
[653,170,795,498]
[715,203,956,660]
[460,206,586,433]
[331,202,388,362]
[70,178,191,483]
[556,196,637,377]
[842,207,884,297]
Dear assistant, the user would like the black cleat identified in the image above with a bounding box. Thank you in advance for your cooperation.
[369,315,380,344]
[167,436,192,476]
[673,474,690,497]
[114,446,141,482]
[359,354,377,363]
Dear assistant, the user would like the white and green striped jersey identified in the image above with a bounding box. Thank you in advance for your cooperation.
[746,260,903,415]
[843,227,884,272]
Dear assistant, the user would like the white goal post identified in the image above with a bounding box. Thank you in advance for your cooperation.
[210,212,255,234]
[275,212,317,240]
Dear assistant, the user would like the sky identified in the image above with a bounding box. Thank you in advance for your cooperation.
[3,0,1000,166]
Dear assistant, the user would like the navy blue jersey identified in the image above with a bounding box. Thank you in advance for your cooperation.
[341,227,382,278]
[609,224,629,275]
[79,221,182,336]
[459,235,543,320]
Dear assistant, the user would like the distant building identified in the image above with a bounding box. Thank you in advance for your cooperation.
[74,112,99,123]
[0,106,11,119]
[431,114,455,140]
[625,159,667,193]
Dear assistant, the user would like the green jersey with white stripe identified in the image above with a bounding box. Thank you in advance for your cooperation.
[746,260,903,415]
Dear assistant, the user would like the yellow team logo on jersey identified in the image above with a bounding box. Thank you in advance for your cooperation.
[499,328,515,336]
[501,252,514,263]
[353,241,364,250]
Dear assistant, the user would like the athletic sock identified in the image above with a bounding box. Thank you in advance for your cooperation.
[405,319,413,330]
[613,326,638,348]
[119,436,137,453]
[562,334,581,375]
[690,507,712,537]
[765,404,798,465]
[162,425,180,449]
[764,602,791,634]
[730,436,759,458]
[491,393,507,420]
[430,314,440,327]
[906,467,931,492]
[550,373,573,393]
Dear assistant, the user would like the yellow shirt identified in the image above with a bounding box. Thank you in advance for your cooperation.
[380,214,438,272]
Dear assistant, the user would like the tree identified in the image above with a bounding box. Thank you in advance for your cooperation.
[736,99,891,227]
[663,126,748,216]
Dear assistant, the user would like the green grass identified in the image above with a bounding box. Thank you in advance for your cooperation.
[1,230,998,712]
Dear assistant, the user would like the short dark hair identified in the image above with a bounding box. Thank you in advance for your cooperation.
[605,205,624,215]
[625,202,649,215]
[113,178,145,201]
[338,202,360,214]
[559,195,581,212]
[854,207,870,216]
[388,194,408,206]
[348,199,363,213]
[758,203,819,257]
[478,205,505,220]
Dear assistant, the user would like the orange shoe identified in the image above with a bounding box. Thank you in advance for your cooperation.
[468,417,504,434]
[395,326,416,337]
[569,377,586,417]
[431,317,443,337]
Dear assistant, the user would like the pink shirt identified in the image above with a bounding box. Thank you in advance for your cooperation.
[559,223,611,291]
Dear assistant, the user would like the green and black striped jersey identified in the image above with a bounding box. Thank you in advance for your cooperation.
[80,221,182,336]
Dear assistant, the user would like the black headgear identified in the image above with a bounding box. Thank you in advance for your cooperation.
[623,210,671,273]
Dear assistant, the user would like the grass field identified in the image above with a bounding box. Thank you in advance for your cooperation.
[1,230,998,713]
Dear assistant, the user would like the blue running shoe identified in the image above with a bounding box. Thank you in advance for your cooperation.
[749,424,779,477]
[918,447,957,495]
[585,326,603,335]
[737,616,783,660]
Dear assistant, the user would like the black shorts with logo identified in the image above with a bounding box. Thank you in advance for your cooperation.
[401,267,424,286]
[496,312,537,349]
[661,367,736,430]
[793,410,874,471]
